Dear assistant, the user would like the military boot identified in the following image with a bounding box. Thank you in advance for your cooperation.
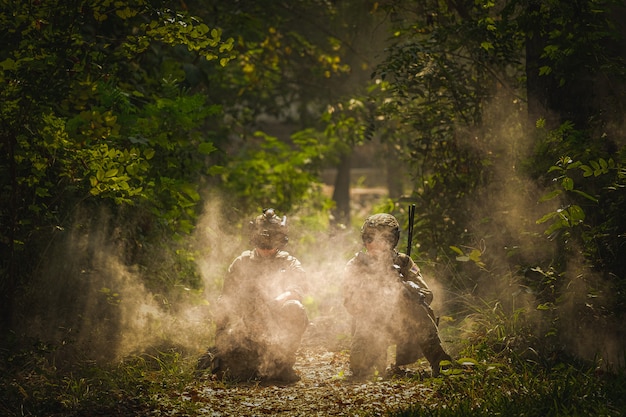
[423,345,452,377]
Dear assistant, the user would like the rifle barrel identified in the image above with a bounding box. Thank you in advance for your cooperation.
[407,204,415,256]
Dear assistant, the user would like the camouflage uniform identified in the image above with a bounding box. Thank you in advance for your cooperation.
[205,209,309,382]
[342,213,451,377]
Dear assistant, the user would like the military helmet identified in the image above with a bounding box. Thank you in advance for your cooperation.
[250,208,289,249]
[361,213,400,247]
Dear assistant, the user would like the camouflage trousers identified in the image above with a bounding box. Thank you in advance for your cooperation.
[208,300,308,381]
[349,292,448,377]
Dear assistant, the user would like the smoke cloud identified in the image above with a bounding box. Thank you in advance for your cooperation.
[13,92,624,373]
[444,91,625,370]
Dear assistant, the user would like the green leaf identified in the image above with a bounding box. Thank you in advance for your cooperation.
[35,187,50,197]
[561,177,574,191]
[539,65,552,75]
[538,189,562,202]
[0,58,17,71]
[468,249,482,263]
[580,165,594,177]
[536,211,558,225]
[600,158,608,170]
[565,160,582,170]
[449,246,464,256]
[456,357,479,366]
[198,142,216,155]
[571,189,598,203]
[567,205,585,223]
[179,184,200,202]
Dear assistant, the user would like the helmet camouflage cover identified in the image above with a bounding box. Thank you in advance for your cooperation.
[361,213,400,247]
[250,208,289,249]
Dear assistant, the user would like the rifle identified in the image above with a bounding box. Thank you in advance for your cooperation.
[406,204,439,326]
[407,204,415,257]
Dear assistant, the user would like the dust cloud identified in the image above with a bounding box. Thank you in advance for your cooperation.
[442,91,625,370]
[16,205,216,366]
[194,200,361,356]
[13,92,624,372]
[14,195,362,369]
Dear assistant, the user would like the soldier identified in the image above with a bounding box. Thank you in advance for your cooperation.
[342,213,452,378]
[199,208,309,383]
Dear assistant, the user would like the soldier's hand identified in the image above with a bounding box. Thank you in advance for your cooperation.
[274,290,299,304]
[403,281,426,302]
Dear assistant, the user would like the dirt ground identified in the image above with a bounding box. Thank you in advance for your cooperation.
[185,320,438,417]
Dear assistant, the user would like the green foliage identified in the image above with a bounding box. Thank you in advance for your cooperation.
[392,362,626,416]
[3,307,625,417]
[2,6,625,415]
[536,155,598,237]
[0,340,200,416]
[458,296,543,360]
[85,143,151,203]
[449,245,487,270]
[0,0,239,337]
[533,122,626,309]
[217,131,330,214]
[386,288,626,416]
[179,0,360,129]
[122,12,235,65]
[368,1,524,262]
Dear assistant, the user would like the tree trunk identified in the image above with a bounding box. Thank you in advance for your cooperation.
[524,0,553,130]
[331,152,352,226]
[386,141,403,199]
[0,132,17,334]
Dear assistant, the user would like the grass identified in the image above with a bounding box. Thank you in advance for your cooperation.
[2,294,625,417]
[0,340,201,416]
[391,360,626,417]
[386,296,626,417]
[2,338,625,417]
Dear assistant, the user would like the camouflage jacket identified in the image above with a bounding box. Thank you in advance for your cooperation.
[342,250,433,317]
[215,249,306,330]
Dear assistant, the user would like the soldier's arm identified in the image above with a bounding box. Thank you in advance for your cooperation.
[399,254,434,305]
[214,255,247,328]
[342,260,365,315]
[281,254,306,301]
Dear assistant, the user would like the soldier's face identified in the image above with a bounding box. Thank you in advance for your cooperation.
[363,231,394,253]
[257,247,278,257]
[255,231,286,250]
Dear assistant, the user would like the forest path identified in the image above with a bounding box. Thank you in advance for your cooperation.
[186,337,436,416]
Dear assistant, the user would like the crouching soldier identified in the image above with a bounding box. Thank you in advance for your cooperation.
[199,208,309,383]
[342,213,452,378]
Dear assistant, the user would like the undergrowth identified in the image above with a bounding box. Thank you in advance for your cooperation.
[2,298,626,417]
[0,338,200,416]
[388,293,626,417]
[391,358,626,417]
